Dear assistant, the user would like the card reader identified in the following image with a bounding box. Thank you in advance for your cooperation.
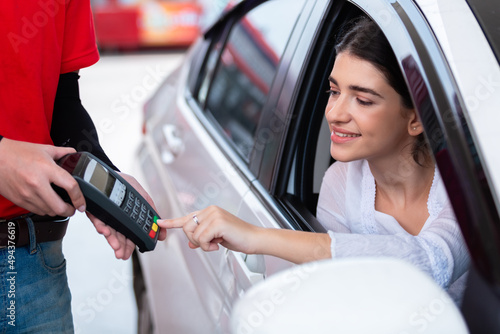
[53,152,160,252]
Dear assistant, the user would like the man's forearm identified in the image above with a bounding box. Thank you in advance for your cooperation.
[50,72,119,171]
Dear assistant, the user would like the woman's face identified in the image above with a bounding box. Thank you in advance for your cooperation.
[325,52,415,164]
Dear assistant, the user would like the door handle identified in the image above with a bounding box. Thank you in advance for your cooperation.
[161,124,184,164]
[226,250,265,292]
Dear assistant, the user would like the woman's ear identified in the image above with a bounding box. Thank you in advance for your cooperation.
[407,109,423,136]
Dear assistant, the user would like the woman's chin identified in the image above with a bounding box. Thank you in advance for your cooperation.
[330,148,356,163]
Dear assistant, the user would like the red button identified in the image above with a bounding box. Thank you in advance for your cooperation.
[149,230,156,239]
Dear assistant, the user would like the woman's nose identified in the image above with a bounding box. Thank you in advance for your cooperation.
[325,96,350,123]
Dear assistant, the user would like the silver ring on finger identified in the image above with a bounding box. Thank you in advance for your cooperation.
[192,214,200,225]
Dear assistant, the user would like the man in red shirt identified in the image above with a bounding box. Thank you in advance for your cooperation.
[0,1,165,331]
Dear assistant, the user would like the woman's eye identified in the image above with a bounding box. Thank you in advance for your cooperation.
[357,98,373,106]
[326,89,339,97]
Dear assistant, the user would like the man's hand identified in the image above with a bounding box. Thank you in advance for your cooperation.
[88,172,166,260]
[119,173,167,242]
[0,139,86,216]
[87,212,136,260]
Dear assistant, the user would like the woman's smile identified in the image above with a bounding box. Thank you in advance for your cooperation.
[330,127,361,144]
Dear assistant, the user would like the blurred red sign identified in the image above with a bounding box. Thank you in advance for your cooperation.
[93,1,202,50]
[139,2,201,46]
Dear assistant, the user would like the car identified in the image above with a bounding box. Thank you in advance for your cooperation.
[132,0,500,333]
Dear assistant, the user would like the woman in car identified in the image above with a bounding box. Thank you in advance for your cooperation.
[158,16,470,304]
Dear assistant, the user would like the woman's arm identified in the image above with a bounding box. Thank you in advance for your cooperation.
[255,227,332,264]
[159,204,468,289]
[157,205,332,264]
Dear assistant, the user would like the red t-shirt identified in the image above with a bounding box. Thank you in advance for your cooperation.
[0,0,100,218]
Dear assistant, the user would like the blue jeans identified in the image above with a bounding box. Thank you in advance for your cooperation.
[0,218,73,333]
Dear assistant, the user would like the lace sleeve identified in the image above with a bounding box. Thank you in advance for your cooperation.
[329,205,470,290]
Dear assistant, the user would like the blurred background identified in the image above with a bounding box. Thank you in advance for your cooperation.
[62,1,231,332]
[91,0,231,52]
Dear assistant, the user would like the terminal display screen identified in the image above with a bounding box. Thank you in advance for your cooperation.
[84,159,115,198]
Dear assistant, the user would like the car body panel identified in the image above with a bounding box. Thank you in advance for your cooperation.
[137,67,256,334]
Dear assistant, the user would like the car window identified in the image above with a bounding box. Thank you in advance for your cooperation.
[200,0,306,161]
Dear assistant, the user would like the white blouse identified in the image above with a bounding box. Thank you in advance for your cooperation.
[317,160,470,304]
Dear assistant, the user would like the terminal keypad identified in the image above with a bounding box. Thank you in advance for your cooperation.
[123,191,158,239]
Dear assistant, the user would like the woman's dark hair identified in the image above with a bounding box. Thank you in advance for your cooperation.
[335,16,430,166]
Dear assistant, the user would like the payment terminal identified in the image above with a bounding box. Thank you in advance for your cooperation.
[53,152,160,252]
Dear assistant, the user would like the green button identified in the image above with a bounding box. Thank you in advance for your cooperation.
[154,216,158,223]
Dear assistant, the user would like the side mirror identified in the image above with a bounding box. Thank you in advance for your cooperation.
[231,257,468,334]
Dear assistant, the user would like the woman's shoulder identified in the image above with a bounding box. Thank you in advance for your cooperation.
[428,166,454,217]
[324,160,364,175]
[322,160,366,191]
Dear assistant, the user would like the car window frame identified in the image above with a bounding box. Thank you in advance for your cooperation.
[186,0,312,183]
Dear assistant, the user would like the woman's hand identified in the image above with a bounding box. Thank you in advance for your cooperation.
[157,205,261,254]
[87,211,136,260]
